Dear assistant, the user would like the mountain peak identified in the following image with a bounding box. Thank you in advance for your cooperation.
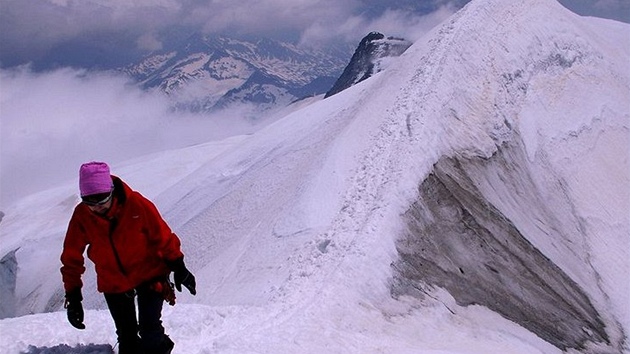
[324,32,412,98]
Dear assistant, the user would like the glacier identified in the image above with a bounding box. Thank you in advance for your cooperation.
[0,0,628,352]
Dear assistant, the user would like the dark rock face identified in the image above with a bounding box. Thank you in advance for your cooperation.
[325,32,412,98]
[22,343,114,354]
[0,249,18,319]
[392,141,610,351]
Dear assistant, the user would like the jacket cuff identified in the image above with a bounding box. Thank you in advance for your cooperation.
[65,288,83,303]
[165,257,185,272]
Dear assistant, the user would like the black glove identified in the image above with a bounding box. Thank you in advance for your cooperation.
[166,257,197,295]
[65,289,85,329]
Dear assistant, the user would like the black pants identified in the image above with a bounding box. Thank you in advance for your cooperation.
[104,281,165,352]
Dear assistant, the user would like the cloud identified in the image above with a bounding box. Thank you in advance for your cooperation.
[190,0,352,31]
[557,0,630,22]
[0,0,353,53]
[0,0,182,65]
[2,0,629,68]
[297,4,455,47]
[1,0,461,67]
[137,33,164,51]
[0,66,261,208]
[593,0,628,11]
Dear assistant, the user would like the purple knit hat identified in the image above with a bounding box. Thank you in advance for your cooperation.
[79,161,113,197]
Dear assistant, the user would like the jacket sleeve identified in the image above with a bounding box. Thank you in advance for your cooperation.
[139,194,184,263]
[60,210,88,293]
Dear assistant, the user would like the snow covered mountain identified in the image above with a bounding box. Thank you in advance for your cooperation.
[123,35,349,112]
[1,0,629,353]
[325,31,412,98]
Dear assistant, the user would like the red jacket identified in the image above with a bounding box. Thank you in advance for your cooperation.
[61,176,183,294]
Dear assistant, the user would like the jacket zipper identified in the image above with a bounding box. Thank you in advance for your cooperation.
[108,217,127,276]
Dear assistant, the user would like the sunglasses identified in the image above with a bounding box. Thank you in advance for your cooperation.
[82,191,113,206]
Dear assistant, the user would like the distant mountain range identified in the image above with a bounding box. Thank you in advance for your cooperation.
[123,32,412,112]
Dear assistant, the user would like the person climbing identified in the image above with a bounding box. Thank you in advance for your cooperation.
[60,161,196,354]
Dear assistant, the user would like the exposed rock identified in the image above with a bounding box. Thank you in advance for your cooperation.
[325,32,412,98]
[0,249,18,319]
[392,139,610,351]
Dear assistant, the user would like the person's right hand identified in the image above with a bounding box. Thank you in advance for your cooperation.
[65,290,86,329]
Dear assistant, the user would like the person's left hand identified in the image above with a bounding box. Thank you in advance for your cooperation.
[167,257,197,295]
[174,267,196,295]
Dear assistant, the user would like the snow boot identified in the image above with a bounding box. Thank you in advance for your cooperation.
[156,335,174,354]
[118,336,143,354]
[142,334,174,354]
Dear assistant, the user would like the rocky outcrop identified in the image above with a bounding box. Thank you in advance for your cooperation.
[392,139,611,351]
[325,32,412,98]
[0,249,18,319]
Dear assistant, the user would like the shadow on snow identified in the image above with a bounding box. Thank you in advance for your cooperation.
[21,343,114,354]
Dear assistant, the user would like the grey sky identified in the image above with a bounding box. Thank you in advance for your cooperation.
[558,0,630,22]
[0,0,628,68]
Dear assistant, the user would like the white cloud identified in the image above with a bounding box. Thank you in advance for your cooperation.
[557,0,630,22]
[369,6,455,41]
[2,0,628,67]
[3,0,453,62]
[137,33,164,51]
[0,67,163,205]
[191,0,360,36]
[0,0,183,60]
[299,5,456,46]
[0,67,259,208]
[593,0,627,11]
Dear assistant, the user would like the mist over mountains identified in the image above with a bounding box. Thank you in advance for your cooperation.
[0,30,411,210]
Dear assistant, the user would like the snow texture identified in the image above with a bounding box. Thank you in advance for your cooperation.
[1,0,628,353]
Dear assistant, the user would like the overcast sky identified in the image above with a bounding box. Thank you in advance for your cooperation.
[1,0,628,69]
[0,0,460,68]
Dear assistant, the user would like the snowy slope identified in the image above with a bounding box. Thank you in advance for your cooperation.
[1,0,629,353]
[384,0,629,350]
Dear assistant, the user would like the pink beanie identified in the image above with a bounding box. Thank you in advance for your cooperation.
[79,161,113,197]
